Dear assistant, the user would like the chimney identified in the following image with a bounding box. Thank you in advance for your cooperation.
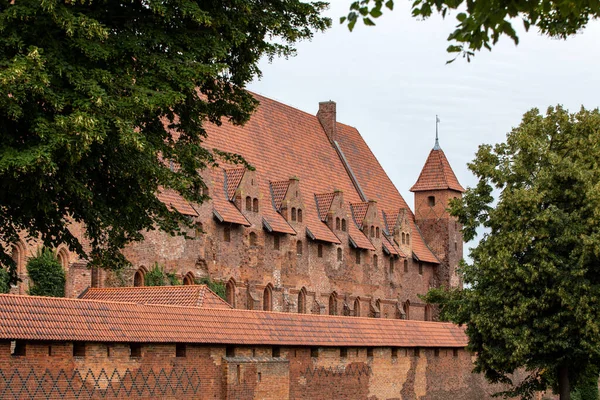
[317,101,337,143]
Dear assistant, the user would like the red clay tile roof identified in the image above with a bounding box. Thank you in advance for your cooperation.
[333,123,439,263]
[224,167,246,200]
[314,192,335,221]
[410,148,465,193]
[157,188,198,217]
[0,294,467,347]
[80,285,232,309]
[270,180,290,211]
[306,223,341,244]
[382,210,398,235]
[211,169,251,226]
[348,222,375,251]
[350,202,369,228]
[383,236,405,257]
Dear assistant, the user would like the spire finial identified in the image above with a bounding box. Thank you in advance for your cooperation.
[434,115,441,150]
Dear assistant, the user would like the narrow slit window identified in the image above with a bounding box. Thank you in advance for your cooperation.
[355,250,361,264]
[341,219,347,231]
[224,226,231,242]
[291,207,297,221]
[246,196,252,211]
[337,248,343,261]
[296,240,303,256]
[297,209,303,222]
[253,198,259,212]
[336,217,340,230]
[273,235,280,250]
[317,244,323,258]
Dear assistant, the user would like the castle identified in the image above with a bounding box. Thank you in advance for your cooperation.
[8,94,465,320]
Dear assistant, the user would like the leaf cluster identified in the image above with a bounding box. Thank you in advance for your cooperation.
[342,0,600,61]
[0,0,330,282]
[195,276,227,301]
[425,106,600,398]
[26,247,66,297]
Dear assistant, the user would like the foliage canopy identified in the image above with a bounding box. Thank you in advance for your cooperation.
[0,0,330,283]
[26,247,66,297]
[342,0,600,61]
[425,106,600,399]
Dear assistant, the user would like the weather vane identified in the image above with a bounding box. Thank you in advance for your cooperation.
[434,115,441,150]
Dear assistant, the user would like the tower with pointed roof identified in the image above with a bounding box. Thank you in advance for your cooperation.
[410,136,465,289]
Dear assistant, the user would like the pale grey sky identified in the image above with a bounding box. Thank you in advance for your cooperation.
[248,1,600,217]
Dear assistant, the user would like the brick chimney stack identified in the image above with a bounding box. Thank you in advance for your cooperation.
[317,101,337,143]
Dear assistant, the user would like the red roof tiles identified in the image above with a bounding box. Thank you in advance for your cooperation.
[211,170,251,226]
[410,148,465,193]
[348,222,375,251]
[383,236,405,257]
[80,285,232,309]
[314,192,335,221]
[224,167,246,200]
[350,202,369,228]
[270,180,290,211]
[157,188,198,217]
[305,223,341,244]
[0,294,467,348]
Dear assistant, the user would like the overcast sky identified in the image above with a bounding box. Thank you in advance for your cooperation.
[248,2,600,215]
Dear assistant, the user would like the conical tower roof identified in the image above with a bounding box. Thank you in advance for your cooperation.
[410,144,465,193]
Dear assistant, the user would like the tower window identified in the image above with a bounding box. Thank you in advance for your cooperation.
[297,209,303,223]
[337,248,343,261]
[246,196,252,211]
[428,196,435,207]
[376,227,380,238]
[336,217,340,230]
[224,226,231,242]
[296,240,303,256]
[341,219,347,232]
[355,250,361,264]
[273,235,280,250]
[317,244,323,258]
[253,198,259,212]
[291,207,297,221]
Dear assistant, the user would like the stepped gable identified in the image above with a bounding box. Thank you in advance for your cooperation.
[211,169,251,226]
[314,192,335,221]
[224,167,246,200]
[334,123,439,263]
[203,94,368,247]
[0,294,467,348]
[410,147,465,193]
[156,188,198,217]
[80,285,232,309]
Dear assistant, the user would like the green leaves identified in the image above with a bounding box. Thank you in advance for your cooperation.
[427,105,600,397]
[26,248,66,298]
[0,0,330,282]
[342,0,600,61]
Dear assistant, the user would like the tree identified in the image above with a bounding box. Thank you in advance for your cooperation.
[342,0,600,61]
[27,248,66,297]
[0,0,330,283]
[0,268,9,294]
[425,106,600,400]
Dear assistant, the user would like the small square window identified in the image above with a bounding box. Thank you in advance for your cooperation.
[367,348,374,358]
[176,343,186,358]
[340,347,348,358]
[73,342,86,358]
[311,347,319,358]
[226,346,235,357]
[272,347,281,358]
[130,343,142,358]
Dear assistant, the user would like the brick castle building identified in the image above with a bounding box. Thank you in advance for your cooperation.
[8,94,465,321]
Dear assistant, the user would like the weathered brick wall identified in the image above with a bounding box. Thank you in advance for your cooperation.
[0,340,554,400]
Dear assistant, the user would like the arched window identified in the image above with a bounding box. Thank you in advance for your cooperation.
[341,219,347,232]
[183,272,195,285]
[403,300,410,320]
[296,240,303,256]
[253,198,259,212]
[317,244,323,258]
[223,226,231,242]
[226,279,236,307]
[376,299,382,318]
[263,285,273,311]
[246,196,252,211]
[354,297,361,317]
[249,232,257,247]
[406,234,410,245]
[57,248,69,270]
[11,243,23,276]
[376,227,380,238]
[297,209,303,223]
[389,257,395,274]
[335,217,340,230]
[337,248,343,261]
[298,288,307,314]
[424,305,432,321]
[428,196,435,207]
[291,207,297,221]
[134,267,147,287]
[373,254,378,267]
[370,226,375,237]
[402,232,406,244]
[404,259,409,272]
[329,292,337,316]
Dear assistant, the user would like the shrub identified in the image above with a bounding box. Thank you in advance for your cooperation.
[196,277,226,300]
[0,268,10,294]
[144,263,168,287]
[27,248,65,297]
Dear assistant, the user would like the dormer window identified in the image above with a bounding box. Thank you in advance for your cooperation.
[428,196,435,207]
[253,198,259,212]
[406,234,410,245]
[370,226,375,237]
[291,207,297,221]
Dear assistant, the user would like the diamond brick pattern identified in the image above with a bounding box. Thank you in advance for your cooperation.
[0,294,467,347]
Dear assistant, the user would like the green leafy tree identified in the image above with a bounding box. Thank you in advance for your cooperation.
[144,263,168,287]
[342,0,600,61]
[0,0,330,283]
[27,248,66,297]
[425,106,600,400]
[0,268,9,294]
[196,277,227,300]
